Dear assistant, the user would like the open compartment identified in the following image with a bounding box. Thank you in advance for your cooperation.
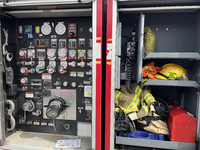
[105,1,200,150]
[0,0,103,149]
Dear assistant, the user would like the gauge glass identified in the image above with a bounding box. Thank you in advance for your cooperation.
[21,78,26,84]
[28,50,33,57]
[87,50,92,58]
[19,51,25,56]
[41,24,51,35]
[69,50,76,58]
[79,51,85,58]
[20,67,26,74]
[58,49,66,57]
[55,23,66,35]
[47,49,55,57]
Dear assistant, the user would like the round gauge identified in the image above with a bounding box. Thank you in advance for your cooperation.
[78,51,85,58]
[20,77,28,84]
[41,24,52,35]
[19,50,25,57]
[47,49,56,57]
[89,27,92,33]
[87,50,92,58]
[55,23,66,35]
[58,49,66,57]
[69,50,76,58]
[28,50,33,57]
[20,67,26,74]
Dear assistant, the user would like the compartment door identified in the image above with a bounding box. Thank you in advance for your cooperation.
[0,19,6,146]
[136,13,145,84]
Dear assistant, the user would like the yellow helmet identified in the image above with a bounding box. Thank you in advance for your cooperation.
[155,63,187,80]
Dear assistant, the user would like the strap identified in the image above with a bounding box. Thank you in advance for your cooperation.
[139,116,165,125]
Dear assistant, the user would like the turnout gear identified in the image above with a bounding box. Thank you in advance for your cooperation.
[115,107,136,135]
[115,83,156,120]
[115,82,169,135]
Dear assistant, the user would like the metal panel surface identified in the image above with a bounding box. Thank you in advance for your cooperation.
[136,13,144,84]
[116,136,196,150]
[144,52,200,60]
[144,80,200,88]
[43,89,76,120]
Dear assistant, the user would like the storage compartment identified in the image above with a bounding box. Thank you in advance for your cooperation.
[109,3,200,150]
[0,1,102,149]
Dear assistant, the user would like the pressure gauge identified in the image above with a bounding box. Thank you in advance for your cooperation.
[41,24,51,35]
[19,50,25,57]
[20,77,28,84]
[69,50,76,58]
[87,50,92,59]
[58,49,67,57]
[28,50,33,57]
[20,67,27,74]
[47,49,56,57]
[55,23,66,35]
[78,51,85,58]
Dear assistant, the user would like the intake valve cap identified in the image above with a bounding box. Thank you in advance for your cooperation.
[45,97,69,119]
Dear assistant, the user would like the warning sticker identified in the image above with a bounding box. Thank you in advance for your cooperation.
[85,104,92,110]
[55,139,81,148]
[84,86,92,97]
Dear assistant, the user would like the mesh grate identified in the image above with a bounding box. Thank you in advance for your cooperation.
[43,89,76,120]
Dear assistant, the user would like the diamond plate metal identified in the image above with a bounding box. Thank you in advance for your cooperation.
[43,89,76,120]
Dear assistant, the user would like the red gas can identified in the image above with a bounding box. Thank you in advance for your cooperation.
[167,104,197,143]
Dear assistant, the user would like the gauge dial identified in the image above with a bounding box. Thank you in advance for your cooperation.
[20,67,26,74]
[28,50,34,57]
[20,77,28,84]
[19,50,25,57]
[78,50,85,58]
[41,24,51,35]
[47,49,56,57]
[69,50,76,58]
[87,50,92,58]
[58,49,67,57]
[55,23,66,35]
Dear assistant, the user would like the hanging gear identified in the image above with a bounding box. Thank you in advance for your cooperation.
[155,63,187,80]
[142,62,161,80]
[125,24,137,93]
[144,26,156,57]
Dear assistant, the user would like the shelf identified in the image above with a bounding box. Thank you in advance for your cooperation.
[143,80,200,88]
[116,136,196,150]
[144,52,200,60]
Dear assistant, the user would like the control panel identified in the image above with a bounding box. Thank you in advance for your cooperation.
[16,18,92,135]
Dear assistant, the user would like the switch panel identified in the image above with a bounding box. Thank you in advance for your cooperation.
[34,39,49,48]
[59,39,66,48]
[68,23,77,37]
[69,39,76,48]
